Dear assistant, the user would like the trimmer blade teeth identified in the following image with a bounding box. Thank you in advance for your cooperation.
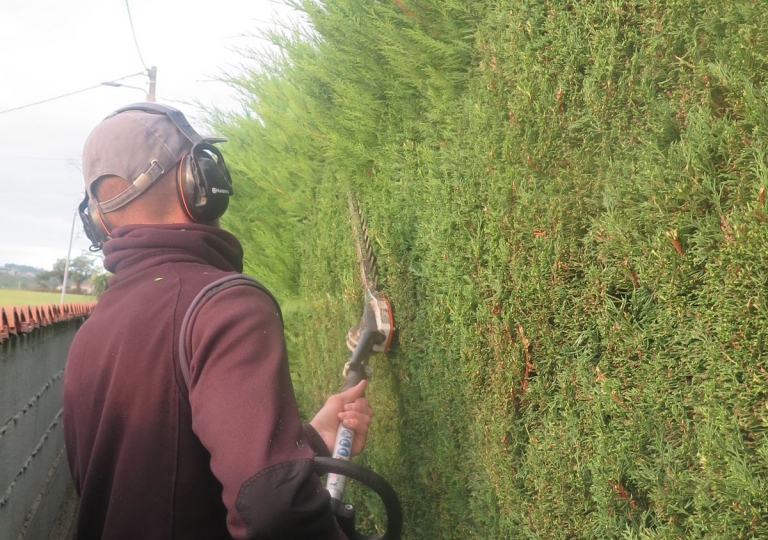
[348,193,378,290]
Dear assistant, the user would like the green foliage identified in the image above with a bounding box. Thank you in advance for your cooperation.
[216,0,768,537]
[36,253,101,294]
[90,272,111,298]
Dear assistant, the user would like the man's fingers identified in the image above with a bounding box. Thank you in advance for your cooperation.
[338,411,371,433]
[343,398,372,416]
[324,381,373,456]
[336,379,367,402]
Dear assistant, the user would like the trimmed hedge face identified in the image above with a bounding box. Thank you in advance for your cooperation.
[216,1,768,537]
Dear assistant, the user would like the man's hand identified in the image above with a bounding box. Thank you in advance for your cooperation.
[309,380,373,456]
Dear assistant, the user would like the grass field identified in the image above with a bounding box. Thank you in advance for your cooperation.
[214,1,768,537]
[0,289,95,308]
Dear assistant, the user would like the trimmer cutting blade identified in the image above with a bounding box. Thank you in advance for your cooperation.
[326,193,397,508]
[345,194,394,353]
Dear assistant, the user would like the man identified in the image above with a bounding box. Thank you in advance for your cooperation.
[63,103,371,539]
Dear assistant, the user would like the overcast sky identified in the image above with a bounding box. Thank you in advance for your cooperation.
[0,0,297,270]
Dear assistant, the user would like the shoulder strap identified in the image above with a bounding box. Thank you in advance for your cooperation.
[178,274,282,390]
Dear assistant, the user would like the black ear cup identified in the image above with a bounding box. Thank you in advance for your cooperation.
[79,194,112,250]
[176,143,233,223]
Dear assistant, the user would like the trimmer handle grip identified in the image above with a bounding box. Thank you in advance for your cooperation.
[342,366,369,392]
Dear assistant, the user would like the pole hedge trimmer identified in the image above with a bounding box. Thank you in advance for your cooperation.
[313,193,402,540]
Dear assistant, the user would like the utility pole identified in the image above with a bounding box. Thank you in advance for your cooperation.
[60,210,76,304]
[147,66,157,102]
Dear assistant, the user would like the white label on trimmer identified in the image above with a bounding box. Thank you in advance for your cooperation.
[327,425,355,500]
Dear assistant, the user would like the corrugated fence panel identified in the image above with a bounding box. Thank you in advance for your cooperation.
[0,303,95,540]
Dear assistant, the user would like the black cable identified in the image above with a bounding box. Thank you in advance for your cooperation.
[0,155,81,161]
[0,85,101,115]
[0,72,147,116]
[125,0,149,70]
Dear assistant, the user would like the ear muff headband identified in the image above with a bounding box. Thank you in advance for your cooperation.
[112,103,209,145]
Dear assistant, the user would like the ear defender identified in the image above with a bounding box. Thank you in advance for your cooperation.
[81,103,234,249]
[79,193,114,250]
[176,142,233,223]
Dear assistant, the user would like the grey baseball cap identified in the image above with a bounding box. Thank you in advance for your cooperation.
[82,103,225,212]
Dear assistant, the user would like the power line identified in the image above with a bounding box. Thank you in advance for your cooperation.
[0,155,81,162]
[0,72,146,116]
[0,85,102,115]
[125,0,149,70]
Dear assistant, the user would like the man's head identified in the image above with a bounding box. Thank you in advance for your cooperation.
[78,103,233,249]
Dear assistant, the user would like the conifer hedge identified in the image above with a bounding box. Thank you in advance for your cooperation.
[213,1,768,537]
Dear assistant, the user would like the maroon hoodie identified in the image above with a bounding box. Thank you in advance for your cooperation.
[63,223,345,539]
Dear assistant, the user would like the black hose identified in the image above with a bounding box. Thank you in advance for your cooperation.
[314,457,403,540]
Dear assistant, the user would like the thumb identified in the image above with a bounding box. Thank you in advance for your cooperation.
[337,379,367,402]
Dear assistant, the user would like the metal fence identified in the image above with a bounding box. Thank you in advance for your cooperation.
[0,304,94,540]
